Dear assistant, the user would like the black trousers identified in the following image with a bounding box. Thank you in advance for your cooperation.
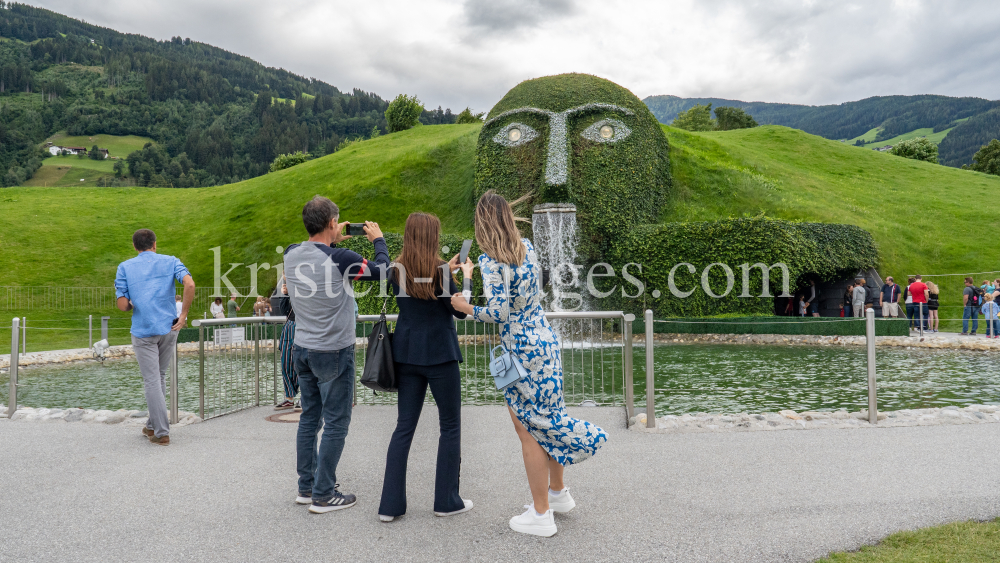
[378,360,463,516]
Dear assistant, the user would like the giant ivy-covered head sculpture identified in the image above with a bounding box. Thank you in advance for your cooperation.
[475,73,670,251]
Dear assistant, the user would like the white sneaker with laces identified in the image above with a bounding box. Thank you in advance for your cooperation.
[548,488,576,514]
[508,505,557,537]
[435,498,473,517]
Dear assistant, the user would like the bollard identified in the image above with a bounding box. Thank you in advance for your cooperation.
[645,309,655,429]
[623,313,635,422]
[89,315,93,348]
[101,316,110,342]
[7,317,19,418]
[918,303,924,338]
[866,307,878,424]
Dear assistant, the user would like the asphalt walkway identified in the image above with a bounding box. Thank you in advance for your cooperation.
[2,406,999,562]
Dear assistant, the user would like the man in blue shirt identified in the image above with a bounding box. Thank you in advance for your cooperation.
[115,229,195,445]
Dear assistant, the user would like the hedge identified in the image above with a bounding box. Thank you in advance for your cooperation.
[475,73,671,260]
[632,316,908,337]
[601,217,879,317]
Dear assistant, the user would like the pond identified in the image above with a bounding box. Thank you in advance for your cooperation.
[2,344,999,416]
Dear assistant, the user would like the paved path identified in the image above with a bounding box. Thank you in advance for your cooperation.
[2,406,999,562]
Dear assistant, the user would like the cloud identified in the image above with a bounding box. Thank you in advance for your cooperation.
[28,0,1000,114]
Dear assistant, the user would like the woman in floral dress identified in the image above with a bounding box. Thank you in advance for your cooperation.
[452,191,607,537]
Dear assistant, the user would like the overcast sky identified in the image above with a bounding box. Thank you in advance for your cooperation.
[34,0,1000,112]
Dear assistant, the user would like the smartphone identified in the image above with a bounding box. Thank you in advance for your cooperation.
[459,239,473,265]
[346,223,366,236]
[453,239,473,275]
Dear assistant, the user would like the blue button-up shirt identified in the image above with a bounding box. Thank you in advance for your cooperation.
[115,252,191,338]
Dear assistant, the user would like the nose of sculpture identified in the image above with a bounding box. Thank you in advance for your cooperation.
[544,112,569,186]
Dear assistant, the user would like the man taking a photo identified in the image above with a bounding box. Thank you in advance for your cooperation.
[115,229,195,446]
[284,195,389,513]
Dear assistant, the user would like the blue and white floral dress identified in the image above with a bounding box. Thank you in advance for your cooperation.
[473,239,607,466]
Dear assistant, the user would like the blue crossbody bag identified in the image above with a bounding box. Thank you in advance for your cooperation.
[487,265,528,390]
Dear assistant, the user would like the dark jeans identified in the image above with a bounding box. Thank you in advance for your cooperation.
[294,344,355,501]
[963,306,979,334]
[844,304,852,317]
[379,361,463,517]
[906,303,917,328]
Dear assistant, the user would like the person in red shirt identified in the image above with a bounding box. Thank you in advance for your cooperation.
[909,275,929,331]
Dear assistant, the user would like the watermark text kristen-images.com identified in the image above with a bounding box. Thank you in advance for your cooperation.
[209,247,792,311]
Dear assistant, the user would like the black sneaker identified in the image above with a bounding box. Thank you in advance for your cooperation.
[308,490,357,513]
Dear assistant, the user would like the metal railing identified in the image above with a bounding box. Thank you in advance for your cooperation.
[192,311,636,421]
[638,308,879,428]
[191,316,285,420]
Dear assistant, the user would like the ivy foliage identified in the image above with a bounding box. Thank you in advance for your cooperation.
[602,217,879,317]
[339,233,484,315]
[475,73,670,258]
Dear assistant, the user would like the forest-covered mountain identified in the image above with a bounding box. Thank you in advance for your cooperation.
[643,94,1000,167]
[0,2,457,188]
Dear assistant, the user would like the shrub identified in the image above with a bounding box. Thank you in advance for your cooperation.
[602,217,879,317]
[475,73,671,260]
[965,139,1000,175]
[714,106,758,131]
[385,94,424,133]
[889,137,938,164]
[268,151,312,173]
[455,107,484,124]
[672,104,715,131]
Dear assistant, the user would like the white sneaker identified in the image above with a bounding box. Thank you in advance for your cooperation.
[548,488,576,514]
[295,494,312,505]
[434,498,473,517]
[379,515,395,522]
[509,505,557,537]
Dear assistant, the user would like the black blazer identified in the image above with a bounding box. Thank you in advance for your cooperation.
[390,275,466,366]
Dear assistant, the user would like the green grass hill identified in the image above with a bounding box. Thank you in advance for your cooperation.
[2,122,998,331]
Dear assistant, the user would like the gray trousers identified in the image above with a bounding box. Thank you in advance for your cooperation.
[132,331,179,438]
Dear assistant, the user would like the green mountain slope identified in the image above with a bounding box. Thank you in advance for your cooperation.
[644,94,1000,167]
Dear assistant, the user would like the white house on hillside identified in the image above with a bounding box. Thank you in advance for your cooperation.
[47,145,109,158]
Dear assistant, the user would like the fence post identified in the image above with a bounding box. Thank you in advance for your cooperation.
[866,307,877,425]
[101,316,110,342]
[254,322,260,407]
[918,303,924,338]
[169,340,179,424]
[645,309,655,429]
[7,317,19,418]
[88,315,93,348]
[623,313,635,422]
[21,317,26,355]
[198,323,205,420]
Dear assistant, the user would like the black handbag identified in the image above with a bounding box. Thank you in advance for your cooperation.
[360,299,397,393]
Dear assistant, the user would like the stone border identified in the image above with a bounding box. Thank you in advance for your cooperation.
[630,405,1000,434]
[640,332,1000,351]
[0,405,202,425]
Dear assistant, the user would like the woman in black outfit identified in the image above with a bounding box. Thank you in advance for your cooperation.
[378,212,475,522]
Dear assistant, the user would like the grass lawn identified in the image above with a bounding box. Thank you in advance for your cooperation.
[818,519,1000,562]
[45,131,152,159]
[25,163,110,187]
[860,127,954,149]
[1,310,136,352]
[37,154,116,173]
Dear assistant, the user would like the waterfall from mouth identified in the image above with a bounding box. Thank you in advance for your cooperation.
[531,203,584,312]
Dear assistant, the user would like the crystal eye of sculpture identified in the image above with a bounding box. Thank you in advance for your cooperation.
[492,122,540,147]
[581,118,632,144]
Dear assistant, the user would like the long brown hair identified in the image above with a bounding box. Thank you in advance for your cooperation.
[475,191,527,265]
[395,212,446,300]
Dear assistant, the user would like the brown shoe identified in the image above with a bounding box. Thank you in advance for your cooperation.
[149,435,170,446]
[142,428,154,437]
